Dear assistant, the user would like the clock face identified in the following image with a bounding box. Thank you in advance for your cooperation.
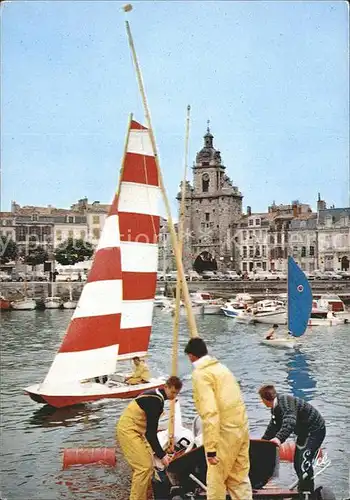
[202,173,209,181]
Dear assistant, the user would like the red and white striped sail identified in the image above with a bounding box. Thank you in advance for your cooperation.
[42,120,160,388]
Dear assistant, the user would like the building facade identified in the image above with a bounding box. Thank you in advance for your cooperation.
[317,207,350,272]
[178,126,243,272]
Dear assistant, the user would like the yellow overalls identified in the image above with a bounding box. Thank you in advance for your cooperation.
[126,361,151,385]
[116,392,163,499]
[192,356,253,500]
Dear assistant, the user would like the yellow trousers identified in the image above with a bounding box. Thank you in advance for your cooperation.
[126,376,144,385]
[206,424,252,500]
[116,401,154,500]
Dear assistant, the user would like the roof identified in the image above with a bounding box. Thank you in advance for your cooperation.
[318,208,350,225]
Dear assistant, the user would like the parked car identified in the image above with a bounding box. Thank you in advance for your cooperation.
[323,271,343,280]
[222,271,241,281]
[338,270,350,279]
[0,271,12,282]
[201,271,217,280]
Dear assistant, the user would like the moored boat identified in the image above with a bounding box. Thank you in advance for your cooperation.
[0,295,11,310]
[11,298,36,310]
[44,297,62,309]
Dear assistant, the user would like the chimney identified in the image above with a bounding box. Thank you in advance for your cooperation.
[292,202,298,218]
[317,193,326,211]
[247,206,252,216]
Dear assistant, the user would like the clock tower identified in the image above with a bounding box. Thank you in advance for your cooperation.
[177,124,243,272]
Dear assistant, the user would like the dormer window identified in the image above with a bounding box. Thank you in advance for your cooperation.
[32,214,38,222]
[202,173,210,193]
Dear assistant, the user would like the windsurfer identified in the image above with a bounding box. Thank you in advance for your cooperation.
[265,324,279,340]
[259,384,326,497]
[184,337,253,500]
[116,376,183,500]
[125,357,151,385]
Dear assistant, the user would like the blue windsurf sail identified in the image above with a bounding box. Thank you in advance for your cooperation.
[288,256,312,337]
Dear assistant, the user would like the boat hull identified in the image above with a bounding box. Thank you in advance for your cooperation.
[261,338,297,349]
[45,300,62,309]
[24,377,165,408]
[253,310,287,325]
[308,318,346,326]
[203,304,223,315]
[0,299,11,310]
[62,301,77,309]
[11,300,36,310]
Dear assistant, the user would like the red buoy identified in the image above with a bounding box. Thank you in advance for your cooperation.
[279,441,323,462]
[62,447,116,468]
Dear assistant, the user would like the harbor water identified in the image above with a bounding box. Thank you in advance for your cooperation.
[1,309,349,499]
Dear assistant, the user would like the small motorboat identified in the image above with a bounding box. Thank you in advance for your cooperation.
[252,299,287,325]
[153,404,335,500]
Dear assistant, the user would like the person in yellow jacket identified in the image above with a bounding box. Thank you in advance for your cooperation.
[184,337,252,500]
[116,376,183,500]
[125,356,151,385]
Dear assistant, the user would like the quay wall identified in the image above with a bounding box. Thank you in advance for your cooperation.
[1,280,349,304]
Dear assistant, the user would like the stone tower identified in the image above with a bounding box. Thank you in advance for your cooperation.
[177,124,243,272]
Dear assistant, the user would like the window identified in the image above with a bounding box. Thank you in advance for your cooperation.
[309,262,315,272]
[205,213,210,221]
[249,230,253,239]
[242,262,247,271]
[301,246,306,257]
[255,218,261,226]
[68,216,74,223]
[80,230,86,239]
[202,173,209,193]
[93,215,100,225]
[93,228,100,239]
[262,245,267,257]
[242,230,247,240]
[32,214,38,222]
[309,246,314,256]
[255,246,260,257]
[248,219,254,226]
[262,262,267,271]
[249,246,254,258]
[277,233,282,244]
[243,246,247,258]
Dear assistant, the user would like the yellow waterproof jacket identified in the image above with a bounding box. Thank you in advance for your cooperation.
[133,361,151,382]
[192,356,248,455]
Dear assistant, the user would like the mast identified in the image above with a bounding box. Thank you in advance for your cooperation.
[168,105,191,452]
[123,7,198,338]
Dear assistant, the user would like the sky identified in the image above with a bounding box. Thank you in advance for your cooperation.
[1,0,349,216]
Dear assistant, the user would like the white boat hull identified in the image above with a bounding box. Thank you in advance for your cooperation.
[203,304,223,315]
[25,376,165,408]
[261,338,297,349]
[11,299,36,310]
[253,310,287,325]
[62,301,77,309]
[45,299,62,309]
[308,317,346,326]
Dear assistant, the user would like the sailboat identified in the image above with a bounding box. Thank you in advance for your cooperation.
[11,279,36,310]
[24,119,165,407]
[62,284,77,309]
[44,279,62,309]
[261,257,312,349]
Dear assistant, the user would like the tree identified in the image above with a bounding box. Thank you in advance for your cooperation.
[0,236,18,264]
[25,245,48,269]
[54,238,94,266]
